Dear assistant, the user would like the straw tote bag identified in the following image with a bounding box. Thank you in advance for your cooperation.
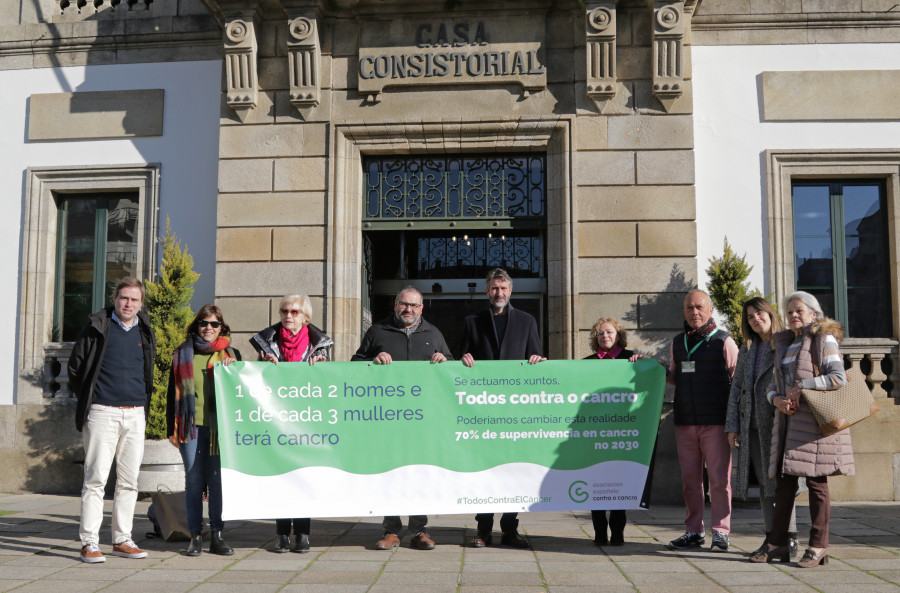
[800,347,879,437]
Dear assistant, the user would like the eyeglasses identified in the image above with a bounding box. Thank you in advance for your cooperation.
[396,301,422,309]
[280,308,302,316]
[198,320,221,328]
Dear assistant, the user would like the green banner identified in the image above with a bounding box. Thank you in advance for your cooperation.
[215,359,664,519]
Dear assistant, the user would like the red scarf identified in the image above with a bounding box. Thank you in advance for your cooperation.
[595,346,623,360]
[279,325,309,362]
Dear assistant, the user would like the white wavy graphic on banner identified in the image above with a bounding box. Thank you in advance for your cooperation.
[221,460,649,520]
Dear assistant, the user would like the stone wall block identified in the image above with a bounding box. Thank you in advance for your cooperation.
[617,46,652,80]
[750,0,802,13]
[608,115,693,149]
[219,159,273,193]
[258,56,288,91]
[331,19,360,56]
[630,7,653,45]
[578,257,697,293]
[273,227,325,261]
[577,185,696,221]
[220,123,327,158]
[829,453,893,501]
[802,0,861,11]
[616,9,634,46]
[699,0,751,13]
[547,49,575,84]
[574,151,635,186]
[578,222,636,257]
[218,192,326,227]
[273,157,327,192]
[636,149,695,185]
[638,221,697,256]
[638,292,689,329]
[216,297,271,334]
[574,116,608,151]
[546,12,575,49]
[217,227,272,261]
[217,262,324,296]
[578,294,639,331]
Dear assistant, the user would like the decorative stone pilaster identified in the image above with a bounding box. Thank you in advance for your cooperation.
[224,16,259,122]
[287,15,321,116]
[652,1,684,112]
[585,3,617,112]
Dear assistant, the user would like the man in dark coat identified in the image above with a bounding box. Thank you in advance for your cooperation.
[352,285,452,551]
[68,276,156,564]
[460,268,545,549]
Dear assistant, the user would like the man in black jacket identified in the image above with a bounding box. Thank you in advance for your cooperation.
[352,285,452,550]
[68,277,156,564]
[460,268,545,548]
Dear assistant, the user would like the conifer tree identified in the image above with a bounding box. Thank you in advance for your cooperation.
[705,237,764,347]
[143,219,200,439]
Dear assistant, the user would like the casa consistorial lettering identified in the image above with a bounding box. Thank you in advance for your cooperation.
[358,16,547,103]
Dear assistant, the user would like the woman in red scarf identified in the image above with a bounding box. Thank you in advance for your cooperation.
[583,317,643,546]
[252,294,333,553]
[166,304,240,557]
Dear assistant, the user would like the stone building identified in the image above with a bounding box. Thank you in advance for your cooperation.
[0,0,897,502]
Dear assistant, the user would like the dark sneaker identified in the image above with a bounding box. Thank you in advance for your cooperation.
[711,531,729,552]
[111,539,148,559]
[500,530,529,549]
[668,532,705,550]
[80,542,106,563]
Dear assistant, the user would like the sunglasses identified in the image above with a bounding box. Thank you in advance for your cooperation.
[198,320,222,328]
[280,309,302,316]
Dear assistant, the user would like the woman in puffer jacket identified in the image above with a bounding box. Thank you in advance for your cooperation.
[751,291,854,568]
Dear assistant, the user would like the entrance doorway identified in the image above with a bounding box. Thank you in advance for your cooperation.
[361,154,547,357]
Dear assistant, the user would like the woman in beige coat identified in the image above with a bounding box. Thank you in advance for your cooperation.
[751,291,854,568]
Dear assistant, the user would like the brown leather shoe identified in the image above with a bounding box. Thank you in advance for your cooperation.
[375,533,400,550]
[411,532,436,550]
[500,530,529,548]
[470,531,492,547]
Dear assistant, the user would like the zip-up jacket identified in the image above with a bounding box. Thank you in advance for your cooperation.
[351,316,453,362]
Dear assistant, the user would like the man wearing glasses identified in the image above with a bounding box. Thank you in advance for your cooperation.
[351,285,453,550]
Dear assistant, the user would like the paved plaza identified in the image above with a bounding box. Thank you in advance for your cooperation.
[0,494,897,593]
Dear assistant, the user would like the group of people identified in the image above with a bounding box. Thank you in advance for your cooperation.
[67,272,854,569]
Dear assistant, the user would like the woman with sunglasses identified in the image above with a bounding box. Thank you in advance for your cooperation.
[167,304,241,557]
[252,294,333,553]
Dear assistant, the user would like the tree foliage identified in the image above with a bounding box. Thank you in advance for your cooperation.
[143,219,200,439]
[705,237,765,347]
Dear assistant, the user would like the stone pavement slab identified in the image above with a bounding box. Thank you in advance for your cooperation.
[0,494,897,592]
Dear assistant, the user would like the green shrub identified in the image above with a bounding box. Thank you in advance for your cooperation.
[705,237,766,347]
[143,219,200,439]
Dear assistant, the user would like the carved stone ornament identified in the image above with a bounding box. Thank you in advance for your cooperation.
[224,17,258,121]
[287,15,321,115]
[652,1,685,112]
[585,3,617,112]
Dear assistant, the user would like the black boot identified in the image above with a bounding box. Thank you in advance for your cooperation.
[210,530,234,556]
[788,531,799,558]
[293,533,310,553]
[185,532,202,557]
[272,534,291,553]
[750,532,770,557]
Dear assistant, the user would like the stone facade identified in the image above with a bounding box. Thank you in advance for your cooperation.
[1,0,898,504]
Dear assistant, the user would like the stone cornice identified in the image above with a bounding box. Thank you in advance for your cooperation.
[692,11,900,44]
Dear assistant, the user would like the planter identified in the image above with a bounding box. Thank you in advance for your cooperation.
[139,438,185,493]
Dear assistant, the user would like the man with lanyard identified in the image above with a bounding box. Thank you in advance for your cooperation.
[665,290,738,552]
[460,268,545,549]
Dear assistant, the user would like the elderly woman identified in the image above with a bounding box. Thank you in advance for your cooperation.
[751,291,854,567]
[252,294,333,554]
[583,317,642,545]
[726,298,797,558]
[167,304,240,557]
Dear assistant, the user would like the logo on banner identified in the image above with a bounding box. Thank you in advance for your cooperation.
[568,481,588,503]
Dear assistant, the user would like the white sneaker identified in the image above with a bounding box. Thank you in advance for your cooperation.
[80,542,106,563]
[111,539,148,559]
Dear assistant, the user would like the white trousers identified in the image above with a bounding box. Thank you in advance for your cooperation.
[79,404,145,545]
